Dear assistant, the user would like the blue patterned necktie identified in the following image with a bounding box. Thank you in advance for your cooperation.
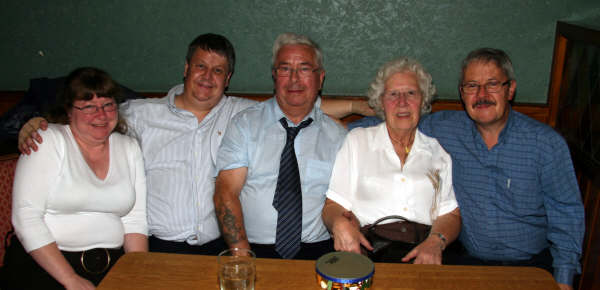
[273,117,313,259]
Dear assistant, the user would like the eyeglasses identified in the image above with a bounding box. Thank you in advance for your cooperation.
[461,80,511,94]
[274,66,320,78]
[382,90,422,102]
[73,102,117,114]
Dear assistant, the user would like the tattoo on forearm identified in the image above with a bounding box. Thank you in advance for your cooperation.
[216,206,245,245]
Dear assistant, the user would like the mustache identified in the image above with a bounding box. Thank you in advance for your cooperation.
[473,99,496,107]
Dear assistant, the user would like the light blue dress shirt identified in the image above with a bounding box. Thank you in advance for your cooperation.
[217,97,347,244]
[121,84,256,245]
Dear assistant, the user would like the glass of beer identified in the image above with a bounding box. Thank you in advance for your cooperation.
[218,248,256,290]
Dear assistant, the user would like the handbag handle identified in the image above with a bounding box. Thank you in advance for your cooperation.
[364,215,410,231]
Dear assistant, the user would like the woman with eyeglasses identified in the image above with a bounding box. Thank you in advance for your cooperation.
[3,67,147,290]
[322,58,461,265]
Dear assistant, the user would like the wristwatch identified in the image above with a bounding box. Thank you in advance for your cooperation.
[429,232,447,250]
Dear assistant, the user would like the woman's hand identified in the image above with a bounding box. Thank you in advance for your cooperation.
[63,273,95,290]
[322,199,373,254]
[401,235,443,264]
[29,243,96,289]
[402,208,461,264]
[331,211,372,254]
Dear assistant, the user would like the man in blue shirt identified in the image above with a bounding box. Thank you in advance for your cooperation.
[214,33,346,259]
[350,48,584,290]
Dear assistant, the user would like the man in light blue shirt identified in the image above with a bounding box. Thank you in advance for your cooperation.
[214,33,346,259]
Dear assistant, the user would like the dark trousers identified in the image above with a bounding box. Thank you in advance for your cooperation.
[0,235,123,290]
[444,241,554,275]
[149,236,227,255]
[250,239,334,260]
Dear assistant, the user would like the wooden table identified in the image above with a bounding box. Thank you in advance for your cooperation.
[98,252,559,290]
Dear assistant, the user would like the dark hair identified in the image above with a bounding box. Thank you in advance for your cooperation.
[49,67,127,134]
[186,33,236,75]
[459,48,515,87]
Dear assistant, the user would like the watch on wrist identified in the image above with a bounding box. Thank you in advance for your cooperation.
[429,232,447,250]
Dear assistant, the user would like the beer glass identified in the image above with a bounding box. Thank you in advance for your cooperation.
[217,248,256,290]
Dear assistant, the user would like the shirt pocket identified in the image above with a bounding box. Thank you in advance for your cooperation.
[304,159,333,195]
[500,174,542,215]
[248,139,279,180]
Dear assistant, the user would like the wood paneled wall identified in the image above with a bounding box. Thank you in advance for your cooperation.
[0,91,551,124]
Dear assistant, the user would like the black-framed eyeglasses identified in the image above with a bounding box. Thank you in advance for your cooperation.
[73,102,117,114]
[461,80,511,94]
[274,66,320,78]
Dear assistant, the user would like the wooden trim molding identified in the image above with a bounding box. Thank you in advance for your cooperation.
[0,91,24,116]
[547,30,569,128]
[0,90,550,124]
[545,21,600,290]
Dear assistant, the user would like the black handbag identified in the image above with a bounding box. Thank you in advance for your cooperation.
[360,215,431,262]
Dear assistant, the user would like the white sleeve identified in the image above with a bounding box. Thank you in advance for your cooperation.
[325,133,357,211]
[436,148,458,217]
[11,127,63,252]
[120,138,148,235]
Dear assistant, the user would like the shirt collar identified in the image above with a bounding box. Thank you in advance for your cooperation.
[270,96,322,127]
[497,107,514,143]
[469,106,514,147]
[166,84,183,111]
[373,122,427,155]
[165,83,228,121]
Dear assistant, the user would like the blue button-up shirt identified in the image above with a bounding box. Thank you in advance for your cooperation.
[216,97,347,244]
[420,109,584,286]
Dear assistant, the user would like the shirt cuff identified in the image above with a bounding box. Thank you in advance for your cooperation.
[554,267,575,287]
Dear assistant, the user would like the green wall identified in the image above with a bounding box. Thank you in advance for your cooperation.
[1,0,599,103]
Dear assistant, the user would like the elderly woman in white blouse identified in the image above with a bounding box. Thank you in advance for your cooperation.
[322,58,461,264]
[3,67,147,290]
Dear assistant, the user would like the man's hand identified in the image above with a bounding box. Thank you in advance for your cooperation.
[401,235,443,265]
[557,283,573,290]
[18,117,48,154]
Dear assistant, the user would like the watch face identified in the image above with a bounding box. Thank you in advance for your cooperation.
[430,232,447,250]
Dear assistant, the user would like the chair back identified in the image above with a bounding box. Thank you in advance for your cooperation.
[0,153,19,267]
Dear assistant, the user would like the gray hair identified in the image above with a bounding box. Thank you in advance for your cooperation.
[271,33,323,69]
[367,58,436,119]
[459,48,515,86]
